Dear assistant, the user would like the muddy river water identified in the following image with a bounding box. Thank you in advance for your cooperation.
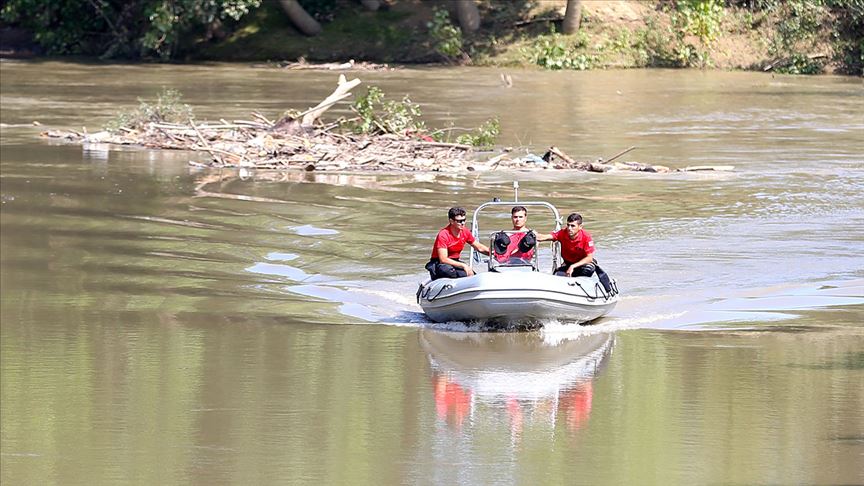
[1,60,863,485]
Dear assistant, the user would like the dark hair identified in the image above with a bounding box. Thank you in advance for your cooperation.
[566,213,583,224]
[511,206,527,216]
[448,207,467,220]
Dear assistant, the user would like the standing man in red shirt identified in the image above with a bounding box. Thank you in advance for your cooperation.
[425,207,490,280]
[537,212,597,277]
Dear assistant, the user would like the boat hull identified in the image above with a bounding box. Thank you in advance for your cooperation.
[418,271,618,325]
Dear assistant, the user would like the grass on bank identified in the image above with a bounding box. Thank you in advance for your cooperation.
[192,1,859,75]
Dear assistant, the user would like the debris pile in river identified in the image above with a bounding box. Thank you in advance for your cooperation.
[41,76,732,174]
[278,58,396,71]
[43,118,484,172]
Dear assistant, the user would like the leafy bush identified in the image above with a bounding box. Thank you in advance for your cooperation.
[665,0,725,67]
[142,0,262,59]
[674,0,725,45]
[0,0,108,55]
[825,0,864,74]
[427,7,463,61]
[350,86,500,147]
[106,89,194,132]
[773,53,826,74]
[633,18,686,67]
[1,0,261,59]
[455,118,500,149]
[350,86,426,135]
[530,34,596,70]
[740,0,861,74]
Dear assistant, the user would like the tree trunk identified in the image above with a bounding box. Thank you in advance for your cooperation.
[562,0,582,34]
[358,0,380,11]
[278,0,322,36]
[455,0,480,33]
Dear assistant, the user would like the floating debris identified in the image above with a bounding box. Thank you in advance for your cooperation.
[41,76,733,174]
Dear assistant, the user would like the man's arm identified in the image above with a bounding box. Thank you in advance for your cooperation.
[535,230,554,242]
[437,247,462,268]
[566,253,595,276]
[470,240,490,255]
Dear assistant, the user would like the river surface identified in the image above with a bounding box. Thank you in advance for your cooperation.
[1,60,863,485]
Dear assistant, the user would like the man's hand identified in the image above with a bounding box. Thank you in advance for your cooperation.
[465,266,475,277]
[566,264,576,277]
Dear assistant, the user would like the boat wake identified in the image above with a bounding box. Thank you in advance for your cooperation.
[247,253,862,331]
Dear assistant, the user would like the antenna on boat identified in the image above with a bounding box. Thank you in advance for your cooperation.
[513,181,519,202]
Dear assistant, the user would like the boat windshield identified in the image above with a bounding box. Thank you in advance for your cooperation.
[468,200,562,274]
[488,230,539,272]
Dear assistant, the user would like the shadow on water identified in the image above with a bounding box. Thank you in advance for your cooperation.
[786,351,864,370]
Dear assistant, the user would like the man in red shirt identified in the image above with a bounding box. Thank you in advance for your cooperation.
[537,212,597,277]
[493,206,537,264]
[425,207,490,280]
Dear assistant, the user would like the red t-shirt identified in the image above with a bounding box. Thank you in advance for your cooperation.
[494,231,535,262]
[551,228,595,264]
[431,226,476,260]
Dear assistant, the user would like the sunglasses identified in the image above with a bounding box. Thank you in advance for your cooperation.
[452,218,467,224]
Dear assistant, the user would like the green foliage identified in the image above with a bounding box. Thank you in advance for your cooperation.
[142,0,263,59]
[773,53,825,74]
[0,0,109,55]
[766,0,827,55]
[674,0,725,45]
[529,33,596,70]
[427,7,463,61]
[742,0,862,74]
[633,18,686,67]
[1,0,261,59]
[826,0,864,74]
[350,86,426,135]
[664,0,725,67]
[455,118,500,149]
[350,86,499,147]
[106,89,194,132]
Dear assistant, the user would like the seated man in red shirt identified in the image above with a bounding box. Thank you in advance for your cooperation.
[425,207,490,280]
[536,212,597,277]
[493,206,537,264]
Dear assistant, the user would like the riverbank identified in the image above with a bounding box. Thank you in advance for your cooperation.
[1,1,861,75]
[131,1,864,76]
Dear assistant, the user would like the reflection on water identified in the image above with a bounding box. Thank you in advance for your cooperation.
[420,329,613,442]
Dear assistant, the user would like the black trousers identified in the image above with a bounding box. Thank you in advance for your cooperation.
[425,258,468,280]
[555,260,614,293]
[554,261,596,277]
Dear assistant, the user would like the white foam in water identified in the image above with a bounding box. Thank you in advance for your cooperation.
[349,286,421,307]
[290,224,339,236]
[596,311,690,331]
[539,320,613,345]
[265,252,298,262]
[246,262,315,282]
